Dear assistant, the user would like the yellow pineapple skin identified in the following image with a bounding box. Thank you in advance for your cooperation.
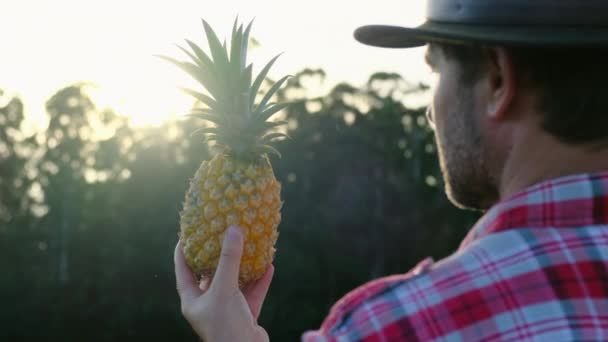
[179,153,281,286]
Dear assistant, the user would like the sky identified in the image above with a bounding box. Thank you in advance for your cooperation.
[1,0,430,130]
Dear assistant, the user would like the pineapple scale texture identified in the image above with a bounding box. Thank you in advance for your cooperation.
[179,153,281,285]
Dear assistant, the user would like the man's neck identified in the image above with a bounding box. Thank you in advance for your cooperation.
[499,124,608,201]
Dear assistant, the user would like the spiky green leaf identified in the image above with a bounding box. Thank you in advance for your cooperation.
[231,16,239,45]
[227,26,245,112]
[204,134,220,144]
[241,19,254,70]
[185,39,214,69]
[191,127,219,137]
[184,39,228,102]
[261,120,288,129]
[250,53,282,109]
[258,144,282,158]
[255,75,290,116]
[186,108,216,116]
[258,102,290,122]
[230,24,244,73]
[157,56,212,89]
[185,111,225,126]
[180,87,217,108]
[260,132,289,145]
[202,19,229,75]
[169,49,222,97]
[175,44,202,67]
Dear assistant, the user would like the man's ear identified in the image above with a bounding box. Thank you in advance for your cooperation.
[484,47,516,120]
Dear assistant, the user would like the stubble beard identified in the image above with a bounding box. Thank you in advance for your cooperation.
[435,87,499,211]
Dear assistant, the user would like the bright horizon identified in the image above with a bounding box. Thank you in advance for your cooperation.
[1,0,429,131]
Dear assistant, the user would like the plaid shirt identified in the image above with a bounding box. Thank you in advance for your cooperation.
[303,172,608,341]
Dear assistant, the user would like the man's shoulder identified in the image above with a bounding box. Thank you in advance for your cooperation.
[327,229,532,319]
[315,226,608,340]
[323,257,434,329]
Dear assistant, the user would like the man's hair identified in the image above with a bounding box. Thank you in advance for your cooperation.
[436,43,608,144]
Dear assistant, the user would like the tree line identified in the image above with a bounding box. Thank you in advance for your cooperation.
[0,69,479,341]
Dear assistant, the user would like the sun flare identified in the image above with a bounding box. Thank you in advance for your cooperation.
[1,0,426,130]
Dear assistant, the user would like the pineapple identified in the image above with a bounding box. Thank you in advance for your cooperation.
[163,18,289,286]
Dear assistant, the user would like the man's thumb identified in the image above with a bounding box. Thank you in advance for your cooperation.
[213,226,244,290]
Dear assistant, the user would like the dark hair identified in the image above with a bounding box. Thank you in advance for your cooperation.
[436,43,608,144]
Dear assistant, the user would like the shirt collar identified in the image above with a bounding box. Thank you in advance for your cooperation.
[459,171,608,251]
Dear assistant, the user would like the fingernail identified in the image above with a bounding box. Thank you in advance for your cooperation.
[226,225,241,240]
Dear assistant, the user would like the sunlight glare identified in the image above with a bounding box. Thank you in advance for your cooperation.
[1,0,428,129]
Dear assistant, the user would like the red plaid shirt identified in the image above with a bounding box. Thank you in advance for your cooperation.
[303,172,608,341]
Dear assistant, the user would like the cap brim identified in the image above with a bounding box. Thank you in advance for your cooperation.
[355,21,608,48]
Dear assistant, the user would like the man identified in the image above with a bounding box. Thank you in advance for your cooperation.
[174,0,608,340]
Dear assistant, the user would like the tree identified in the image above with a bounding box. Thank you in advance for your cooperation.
[0,90,35,227]
[1,70,479,340]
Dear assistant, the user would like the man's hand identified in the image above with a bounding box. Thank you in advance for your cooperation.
[174,225,274,342]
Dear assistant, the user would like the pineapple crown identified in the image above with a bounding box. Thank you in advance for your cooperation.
[160,17,290,161]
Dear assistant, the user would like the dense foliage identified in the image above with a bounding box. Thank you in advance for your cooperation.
[0,70,479,341]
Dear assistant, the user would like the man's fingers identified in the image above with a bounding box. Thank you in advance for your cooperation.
[243,264,275,320]
[174,241,202,304]
[212,226,244,291]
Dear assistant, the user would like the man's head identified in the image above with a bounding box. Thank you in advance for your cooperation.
[425,43,608,210]
[355,0,608,210]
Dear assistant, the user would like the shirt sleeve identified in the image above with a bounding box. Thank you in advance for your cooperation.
[301,257,435,342]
